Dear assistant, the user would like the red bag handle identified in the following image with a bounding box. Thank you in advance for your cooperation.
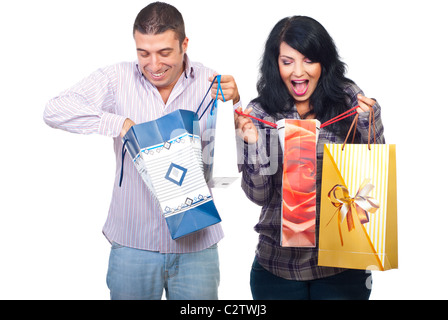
[235,105,376,150]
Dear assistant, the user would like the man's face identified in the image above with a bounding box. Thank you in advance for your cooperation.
[134,30,188,93]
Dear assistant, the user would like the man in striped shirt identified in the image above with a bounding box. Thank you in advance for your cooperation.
[43,2,241,300]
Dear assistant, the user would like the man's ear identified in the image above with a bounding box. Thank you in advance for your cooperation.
[181,37,189,53]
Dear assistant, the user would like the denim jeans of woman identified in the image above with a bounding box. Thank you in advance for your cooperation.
[106,243,220,300]
[250,257,372,300]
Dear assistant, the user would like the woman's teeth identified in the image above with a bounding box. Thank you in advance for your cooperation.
[292,80,309,96]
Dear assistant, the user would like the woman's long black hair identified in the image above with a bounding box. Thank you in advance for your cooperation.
[254,16,357,138]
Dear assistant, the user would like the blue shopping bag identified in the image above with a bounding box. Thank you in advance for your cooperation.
[120,76,224,239]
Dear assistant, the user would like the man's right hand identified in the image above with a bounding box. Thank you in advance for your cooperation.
[120,118,136,138]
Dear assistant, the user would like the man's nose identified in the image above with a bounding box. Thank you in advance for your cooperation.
[148,55,161,70]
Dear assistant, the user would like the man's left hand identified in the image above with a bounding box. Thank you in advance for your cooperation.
[209,73,240,104]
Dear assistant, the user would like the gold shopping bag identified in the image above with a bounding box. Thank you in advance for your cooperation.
[317,142,398,271]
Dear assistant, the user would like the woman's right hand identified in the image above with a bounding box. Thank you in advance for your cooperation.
[234,106,259,144]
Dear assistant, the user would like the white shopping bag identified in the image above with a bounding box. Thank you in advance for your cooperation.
[203,98,239,188]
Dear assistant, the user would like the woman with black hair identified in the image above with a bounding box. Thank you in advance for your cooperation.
[235,16,385,300]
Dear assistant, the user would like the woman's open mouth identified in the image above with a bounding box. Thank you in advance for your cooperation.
[291,80,309,96]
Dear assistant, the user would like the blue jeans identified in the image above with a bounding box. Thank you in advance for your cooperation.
[106,243,220,300]
[250,257,371,300]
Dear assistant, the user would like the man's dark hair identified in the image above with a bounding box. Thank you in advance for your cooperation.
[133,2,186,45]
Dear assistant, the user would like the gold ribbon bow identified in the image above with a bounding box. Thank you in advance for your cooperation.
[327,179,380,246]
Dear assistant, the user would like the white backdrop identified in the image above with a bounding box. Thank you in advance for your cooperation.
[1,0,446,300]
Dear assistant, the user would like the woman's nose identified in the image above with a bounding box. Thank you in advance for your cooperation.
[294,62,305,77]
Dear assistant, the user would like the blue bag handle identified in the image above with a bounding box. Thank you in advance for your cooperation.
[195,75,225,121]
[119,139,129,187]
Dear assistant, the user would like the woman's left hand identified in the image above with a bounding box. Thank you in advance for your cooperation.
[357,94,376,113]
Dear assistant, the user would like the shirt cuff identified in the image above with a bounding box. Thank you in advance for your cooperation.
[357,102,381,125]
[99,112,127,138]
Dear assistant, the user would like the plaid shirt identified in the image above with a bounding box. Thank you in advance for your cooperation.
[238,83,385,281]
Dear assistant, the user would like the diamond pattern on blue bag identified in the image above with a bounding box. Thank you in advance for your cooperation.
[163,142,171,150]
[165,163,188,186]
